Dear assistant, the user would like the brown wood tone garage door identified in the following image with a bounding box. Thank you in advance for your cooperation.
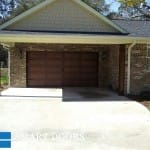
[27,51,98,87]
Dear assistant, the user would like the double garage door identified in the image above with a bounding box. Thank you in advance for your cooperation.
[27,51,98,87]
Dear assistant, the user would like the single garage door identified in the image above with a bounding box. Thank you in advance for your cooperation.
[27,51,98,87]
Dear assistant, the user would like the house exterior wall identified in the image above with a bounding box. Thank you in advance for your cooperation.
[6,0,119,33]
[11,43,150,96]
[125,44,150,95]
[9,43,119,90]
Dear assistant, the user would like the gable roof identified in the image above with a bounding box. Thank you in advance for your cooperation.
[0,0,127,34]
[113,20,150,37]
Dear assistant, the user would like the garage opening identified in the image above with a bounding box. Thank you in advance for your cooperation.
[27,51,98,87]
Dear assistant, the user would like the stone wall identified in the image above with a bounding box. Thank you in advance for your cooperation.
[10,43,120,90]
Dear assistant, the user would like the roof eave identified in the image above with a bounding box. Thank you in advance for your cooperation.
[0,33,149,44]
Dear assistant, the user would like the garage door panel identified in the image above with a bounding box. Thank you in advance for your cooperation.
[47,52,63,59]
[28,71,45,76]
[46,81,62,86]
[63,80,81,86]
[28,73,45,78]
[46,77,63,86]
[82,52,97,57]
[28,54,45,58]
[28,68,45,72]
[82,75,97,80]
[45,76,62,86]
[29,63,44,68]
[28,57,46,61]
[28,80,46,86]
[28,52,45,58]
[64,75,80,80]
[64,68,80,73]
[28,59,45,63]
[82,70,97,74]
[46,75,62,80]
[47,61,62,66]
[64,53,80,58]
[46,68,62,73]
[82,57,96,60]
[64,61,80,67]
[27,51,98,87]
[82,81,97,86]
[82,71,97,75]
[82,61,97,67]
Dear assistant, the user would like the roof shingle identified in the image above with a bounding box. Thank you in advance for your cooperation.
[113,20,150,37]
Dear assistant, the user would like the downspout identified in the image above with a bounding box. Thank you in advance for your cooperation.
[127,41,136,95]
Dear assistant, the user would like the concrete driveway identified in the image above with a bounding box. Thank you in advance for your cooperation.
[0,89,150,150]
[1,88,130,101]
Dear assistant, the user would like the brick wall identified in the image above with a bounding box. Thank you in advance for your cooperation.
[125,44,150,95]
[108,45,119,91]
[98,45,119,91]
[10,43,120,90]
[10,46,26,87]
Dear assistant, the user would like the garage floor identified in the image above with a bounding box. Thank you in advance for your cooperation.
[0,88,129,101]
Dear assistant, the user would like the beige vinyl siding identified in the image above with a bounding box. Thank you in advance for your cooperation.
[6,0,119,33]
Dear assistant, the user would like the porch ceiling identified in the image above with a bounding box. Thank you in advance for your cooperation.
[0,31,150,44]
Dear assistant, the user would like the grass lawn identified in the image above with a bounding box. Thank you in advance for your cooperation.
[0,75,8,85]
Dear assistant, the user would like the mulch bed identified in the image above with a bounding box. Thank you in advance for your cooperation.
[128,95,150,110]
[139,101,150,110]
[135,99,150,110]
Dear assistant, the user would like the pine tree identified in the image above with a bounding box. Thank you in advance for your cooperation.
[0,0,44,23]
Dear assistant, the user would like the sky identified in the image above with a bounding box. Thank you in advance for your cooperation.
[105,0,120,12]
[105,0,150,12]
